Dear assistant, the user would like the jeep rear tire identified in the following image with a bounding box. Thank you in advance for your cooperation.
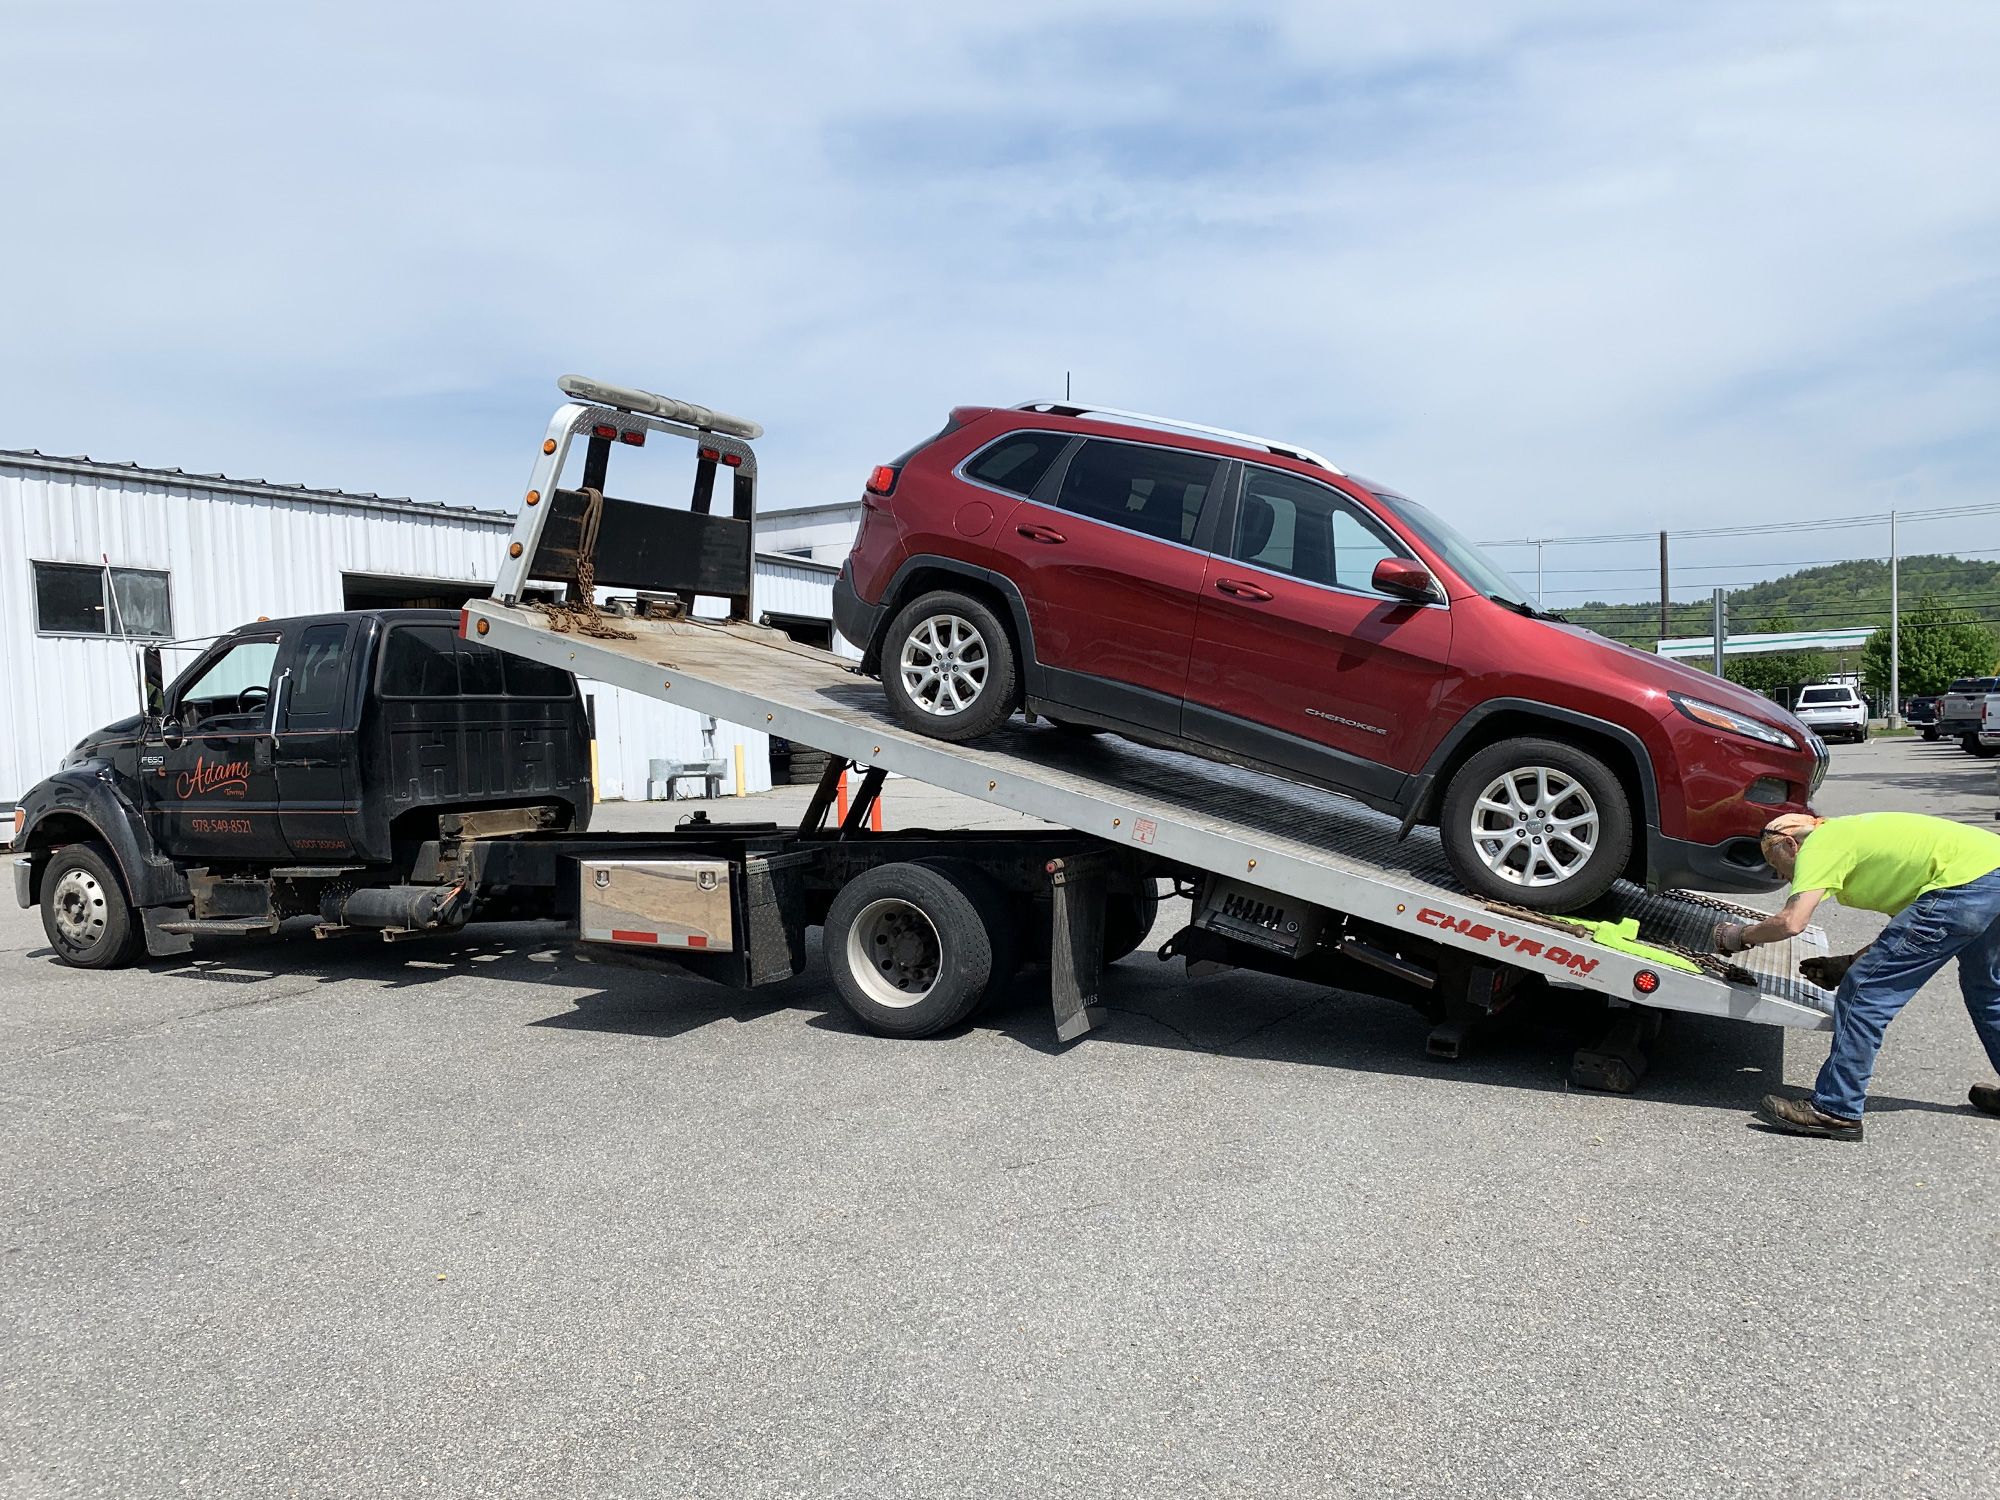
[1440,738,1634,913]
[39,843,144,970]
[880,591,1019,743]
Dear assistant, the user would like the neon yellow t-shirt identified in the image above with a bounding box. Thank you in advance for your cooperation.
[1790,812,2000,916]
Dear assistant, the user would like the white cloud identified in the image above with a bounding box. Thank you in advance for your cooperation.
[1,1,1995,602]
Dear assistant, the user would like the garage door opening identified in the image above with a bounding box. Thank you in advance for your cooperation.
[342,573,486,611]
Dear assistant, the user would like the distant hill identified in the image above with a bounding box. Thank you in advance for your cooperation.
[1562,554,2000,649]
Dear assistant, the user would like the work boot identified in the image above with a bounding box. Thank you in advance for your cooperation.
[1757,1093,1865,1142]
[1970,1084,2000,1117]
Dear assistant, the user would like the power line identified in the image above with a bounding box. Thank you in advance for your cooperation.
[1527,546,2000,578]
[1479,496,2000,549]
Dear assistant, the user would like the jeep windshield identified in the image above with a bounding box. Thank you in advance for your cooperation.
[1363,486,1539,611]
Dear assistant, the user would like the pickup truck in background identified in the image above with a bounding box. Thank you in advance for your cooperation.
[1976,695,2000,760]
[1940,676,2000,751]
[1903,695,1940,741]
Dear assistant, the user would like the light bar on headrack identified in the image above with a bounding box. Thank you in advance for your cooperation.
[557,375,764,441]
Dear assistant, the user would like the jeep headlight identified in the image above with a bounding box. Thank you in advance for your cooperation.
[1670,694,1799,750]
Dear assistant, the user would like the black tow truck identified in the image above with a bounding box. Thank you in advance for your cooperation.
[13,609,599,966]
[12,602,1156,1039]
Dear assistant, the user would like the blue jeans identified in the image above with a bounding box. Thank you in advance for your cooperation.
[1814,867,2000,1120]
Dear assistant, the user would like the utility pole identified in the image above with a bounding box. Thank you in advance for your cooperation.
[1065,370,1071,401]
[1711,588,1727,677]
[1535,540,1546,609]
[1658,531,1669,648]
[1888,509,1900,728]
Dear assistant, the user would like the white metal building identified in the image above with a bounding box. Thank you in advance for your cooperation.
[0,450,853,804]
[758,501,864,565]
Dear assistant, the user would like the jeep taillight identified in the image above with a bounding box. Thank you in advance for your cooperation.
[866,464,899,497]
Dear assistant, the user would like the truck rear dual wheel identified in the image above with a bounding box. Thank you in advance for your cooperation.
[825,861,1014,1037]
[1964,734,1998,759]
[39,843,143,970]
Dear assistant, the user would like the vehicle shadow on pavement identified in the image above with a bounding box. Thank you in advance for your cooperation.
[976,959,1797,1111]
[91,921,1962,1117]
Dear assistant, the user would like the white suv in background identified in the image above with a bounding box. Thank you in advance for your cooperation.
[1791,683,1869,745]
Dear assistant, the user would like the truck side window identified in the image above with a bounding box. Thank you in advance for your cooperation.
[503,654,574,697]
[177,639,280,726]
[455,641,505,696]
[380,625,460,697]
[287,624,352,719]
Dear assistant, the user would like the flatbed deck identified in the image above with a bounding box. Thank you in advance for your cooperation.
[466,599,1834,1033]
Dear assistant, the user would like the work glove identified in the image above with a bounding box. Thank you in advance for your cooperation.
[1714,922,1751,955]
[1800,953,1859,989]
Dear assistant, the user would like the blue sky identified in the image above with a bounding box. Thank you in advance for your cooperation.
[3,1,1997,608]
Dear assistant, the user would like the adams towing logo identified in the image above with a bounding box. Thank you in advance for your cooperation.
[1416,907,1599,977]
[176,755,251,799]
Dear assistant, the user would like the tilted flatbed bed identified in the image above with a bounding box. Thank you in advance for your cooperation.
[454,376,1834,1090]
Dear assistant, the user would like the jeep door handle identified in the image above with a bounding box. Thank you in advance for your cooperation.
[1215,578,1274,602]
[1016,523,1067,544]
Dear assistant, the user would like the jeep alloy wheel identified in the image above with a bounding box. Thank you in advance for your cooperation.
[899,613,989,718]
[1467,765,1600,889]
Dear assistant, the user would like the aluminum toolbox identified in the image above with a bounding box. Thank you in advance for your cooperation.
[578,857,734,951]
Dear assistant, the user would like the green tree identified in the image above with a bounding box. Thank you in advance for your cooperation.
[1720,608,1827,699]
[1861,592,1999,700]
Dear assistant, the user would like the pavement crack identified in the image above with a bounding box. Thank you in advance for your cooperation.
[3,976,331,1065]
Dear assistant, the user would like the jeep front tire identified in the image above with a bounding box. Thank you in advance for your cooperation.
[1440,738,1634,912]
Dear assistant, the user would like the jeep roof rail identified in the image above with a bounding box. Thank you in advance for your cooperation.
[1011,401,1342,474]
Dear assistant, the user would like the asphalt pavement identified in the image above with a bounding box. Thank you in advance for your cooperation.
[3,736,1995,1498]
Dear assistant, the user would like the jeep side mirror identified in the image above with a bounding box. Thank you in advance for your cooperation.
[1372,557,1439,603]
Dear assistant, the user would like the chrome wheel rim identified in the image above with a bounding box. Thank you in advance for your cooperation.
[51,867,110,950]
[1469,766,1600,889]
[897,614,989,717]
[846,897,941,1009]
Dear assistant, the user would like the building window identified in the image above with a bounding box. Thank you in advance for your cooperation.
[32,562,173,637]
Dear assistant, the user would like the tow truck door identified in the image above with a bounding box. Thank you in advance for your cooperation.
[274,620,362,858]
[147,631,291,862]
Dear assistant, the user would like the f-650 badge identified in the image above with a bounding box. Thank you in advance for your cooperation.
[176,756,251,799]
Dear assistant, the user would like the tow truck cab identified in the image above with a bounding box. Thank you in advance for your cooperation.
[14,609,592,960]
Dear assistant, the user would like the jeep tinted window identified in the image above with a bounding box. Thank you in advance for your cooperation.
[1234,468,1405,593]
[1057,440,1216,545]
[964,432,1070,497]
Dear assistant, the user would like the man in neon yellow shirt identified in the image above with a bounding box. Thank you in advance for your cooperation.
[1715,810,2000,1141]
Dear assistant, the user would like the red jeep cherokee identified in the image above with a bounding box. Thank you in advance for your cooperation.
[833,403,1826,911]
